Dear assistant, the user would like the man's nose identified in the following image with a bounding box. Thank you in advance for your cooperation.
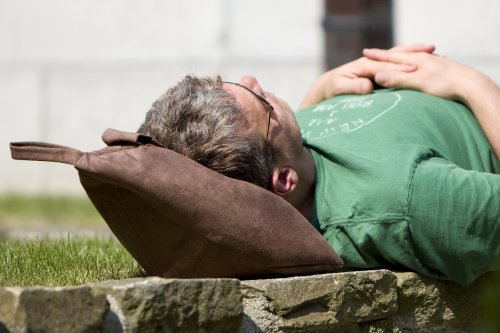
[239,75,259,90]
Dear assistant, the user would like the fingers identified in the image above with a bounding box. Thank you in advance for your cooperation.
[373,71,394,87]
[373,61,416,74]
[355,78,374,94]
[337,77,374,95]
[354,57,416,77]
[362,44,435,64]
[390,44,435,54]
[362,48,416,65]
[374,70,415,90]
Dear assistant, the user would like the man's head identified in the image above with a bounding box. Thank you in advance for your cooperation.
[223,75,305,197]
[138,75,307,202]
[138,75,274,188]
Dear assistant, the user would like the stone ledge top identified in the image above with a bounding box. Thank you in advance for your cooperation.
[0,270,495,333]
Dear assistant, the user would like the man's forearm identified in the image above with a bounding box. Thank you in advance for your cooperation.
[460,73,500,161]
[299,73,330,109]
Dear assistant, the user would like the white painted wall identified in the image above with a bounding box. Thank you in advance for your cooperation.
[0,0,323,194]
[1,0,499,194]
[394,0,500,82]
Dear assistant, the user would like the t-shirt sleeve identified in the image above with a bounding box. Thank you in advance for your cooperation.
[408,157,500,285]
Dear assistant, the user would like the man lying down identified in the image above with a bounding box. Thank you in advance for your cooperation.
[138,44,500,286]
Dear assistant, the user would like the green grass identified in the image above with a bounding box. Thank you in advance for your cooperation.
[0,193,104,227]
[0,193,145,287]
[0,236,144,287]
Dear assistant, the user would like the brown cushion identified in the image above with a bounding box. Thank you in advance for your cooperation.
[10,128,343,278]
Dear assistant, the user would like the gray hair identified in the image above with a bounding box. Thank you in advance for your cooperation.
[138,75,274,189]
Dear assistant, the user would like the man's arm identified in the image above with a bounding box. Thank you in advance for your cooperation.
[299,44,435,109]
[363,48,500,161]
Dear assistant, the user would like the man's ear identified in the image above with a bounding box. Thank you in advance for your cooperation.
[271,167,298,196]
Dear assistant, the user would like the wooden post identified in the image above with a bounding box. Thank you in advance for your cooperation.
[323,0,393,70]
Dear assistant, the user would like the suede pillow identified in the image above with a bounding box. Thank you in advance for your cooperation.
[10,128,343,278]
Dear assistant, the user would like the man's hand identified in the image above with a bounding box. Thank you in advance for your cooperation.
[363,47,483,102]
[363,47,500,161]
[299,44,435,109]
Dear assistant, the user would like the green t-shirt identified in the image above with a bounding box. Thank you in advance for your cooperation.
[294,89,500,285]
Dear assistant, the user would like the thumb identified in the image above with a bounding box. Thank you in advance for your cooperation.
[374,70,411,89]
[337,78,374,95]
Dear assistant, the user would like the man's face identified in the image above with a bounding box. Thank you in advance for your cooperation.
[223,75,303,163]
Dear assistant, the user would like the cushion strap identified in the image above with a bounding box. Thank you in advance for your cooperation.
[102,128,164,147]
[9,141,83,165]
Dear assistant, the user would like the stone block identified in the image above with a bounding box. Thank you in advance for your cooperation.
[0,285,108,333]
[393,272,483,332]
[93,277,242,333]
[359,272,489,333]
[241,270,398,332]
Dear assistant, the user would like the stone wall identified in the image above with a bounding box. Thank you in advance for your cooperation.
[0,270,491,333]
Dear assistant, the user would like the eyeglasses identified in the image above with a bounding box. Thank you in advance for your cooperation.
[224,81,273,142]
